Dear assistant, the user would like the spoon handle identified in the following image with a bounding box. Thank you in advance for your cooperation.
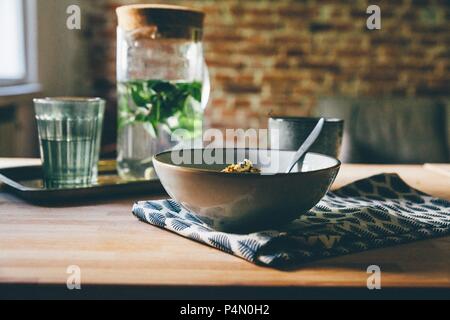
[285,118,325,174]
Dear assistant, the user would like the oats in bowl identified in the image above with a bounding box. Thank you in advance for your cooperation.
[222,159,261,173]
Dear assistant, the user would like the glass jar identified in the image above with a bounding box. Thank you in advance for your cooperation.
[116,5,209,180]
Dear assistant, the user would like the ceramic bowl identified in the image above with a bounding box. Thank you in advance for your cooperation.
[153,149,341,233]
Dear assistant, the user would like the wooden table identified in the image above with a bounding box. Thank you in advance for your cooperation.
[0,159,449,299]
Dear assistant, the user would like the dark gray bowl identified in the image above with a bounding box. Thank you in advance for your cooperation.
[269,117,344,158]
[153,149,340,233]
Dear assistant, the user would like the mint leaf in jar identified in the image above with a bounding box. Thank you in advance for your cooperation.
[118,79,203,139]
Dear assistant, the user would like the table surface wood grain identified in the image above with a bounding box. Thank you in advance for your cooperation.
[0,159,449,291]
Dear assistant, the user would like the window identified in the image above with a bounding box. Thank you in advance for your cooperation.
[0,0,37,88]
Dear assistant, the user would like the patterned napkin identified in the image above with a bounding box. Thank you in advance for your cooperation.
[132,174,450,268]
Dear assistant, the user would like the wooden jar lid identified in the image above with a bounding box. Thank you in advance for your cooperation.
[117,4,205,32]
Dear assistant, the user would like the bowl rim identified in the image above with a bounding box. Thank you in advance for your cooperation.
[153,148,341,177]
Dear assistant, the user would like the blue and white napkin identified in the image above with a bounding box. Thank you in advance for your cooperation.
[132,174,450,268]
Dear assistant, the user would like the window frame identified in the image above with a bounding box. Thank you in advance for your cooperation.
[0,0,38,88]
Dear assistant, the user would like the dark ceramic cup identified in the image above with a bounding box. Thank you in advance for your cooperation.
[269,117,344,158]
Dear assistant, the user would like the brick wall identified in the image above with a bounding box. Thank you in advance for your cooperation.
[80,0,450,146]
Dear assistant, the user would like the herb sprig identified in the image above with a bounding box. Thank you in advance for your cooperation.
[118,80,203,138]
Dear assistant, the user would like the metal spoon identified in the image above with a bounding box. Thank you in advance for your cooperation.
[285,118,325,174]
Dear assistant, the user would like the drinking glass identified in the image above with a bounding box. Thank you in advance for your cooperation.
[34,97,105,188]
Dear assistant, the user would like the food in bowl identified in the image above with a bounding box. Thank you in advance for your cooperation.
[222,159,261,174]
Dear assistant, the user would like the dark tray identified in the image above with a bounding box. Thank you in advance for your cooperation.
[0,160,165,204]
